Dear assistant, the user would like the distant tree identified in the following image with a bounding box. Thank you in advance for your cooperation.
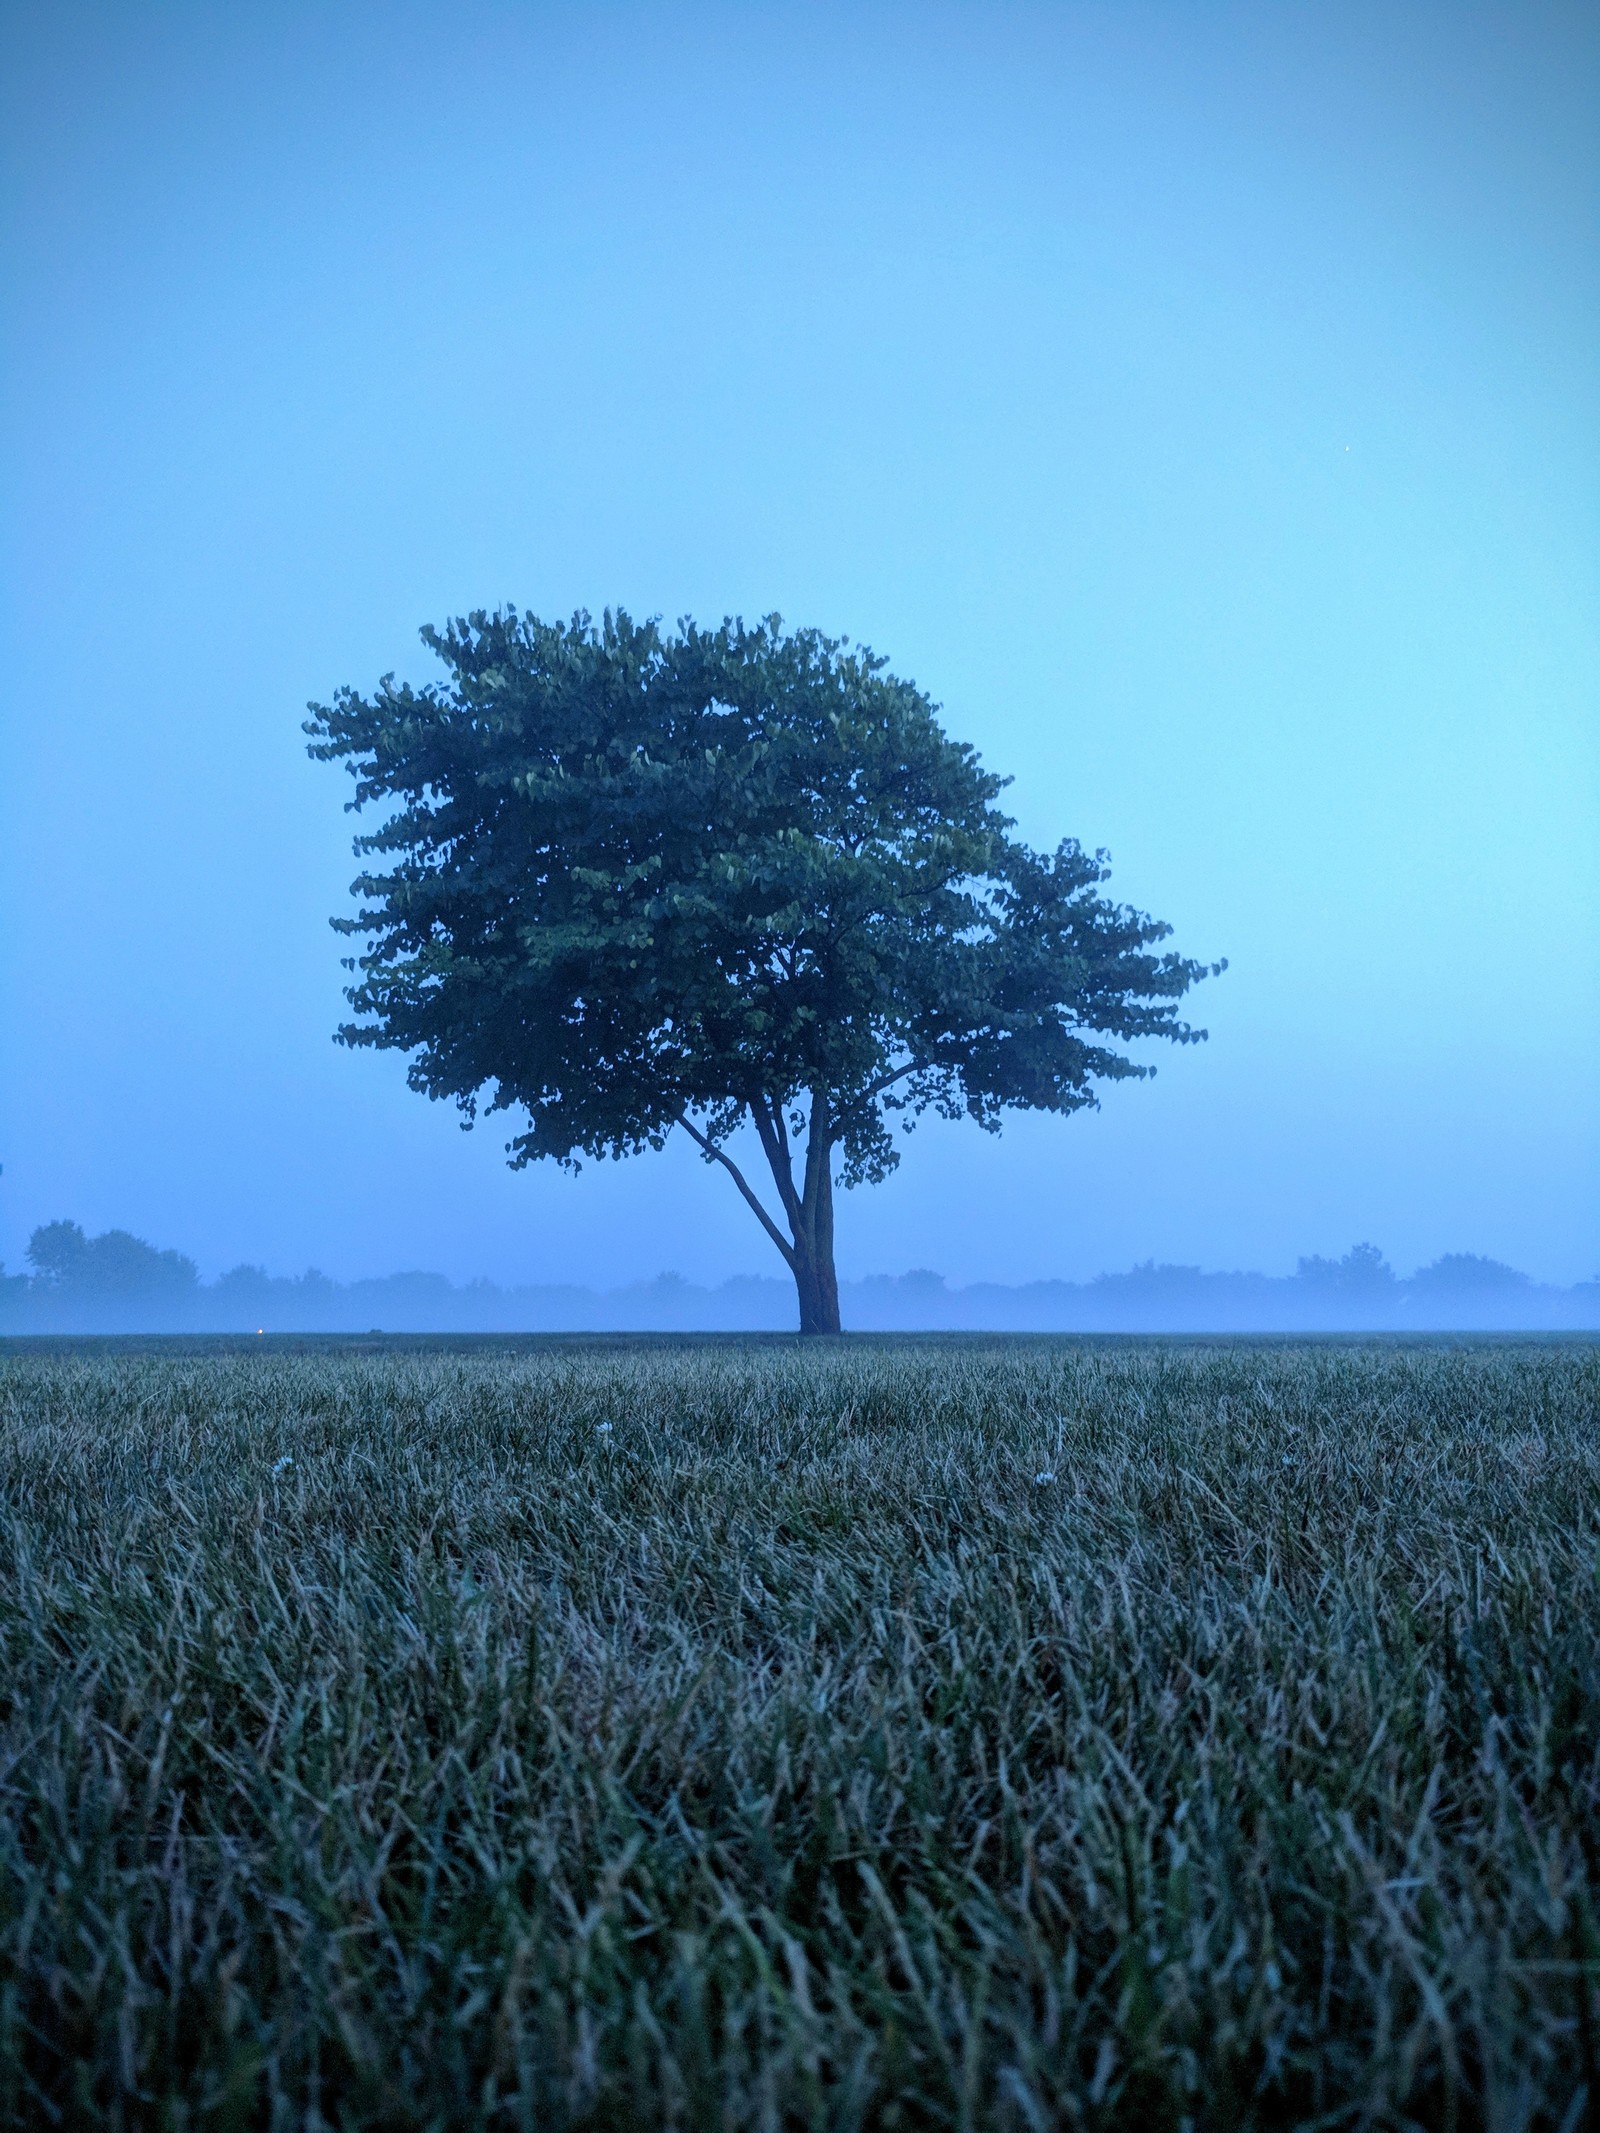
[307,611,1221,1333]
[25,1221,92,1287]
[26,1221,200,1312]
[1293,1242,1399,1325]
[1295,1242,1396,1295]
[1407,1252,1531,1300]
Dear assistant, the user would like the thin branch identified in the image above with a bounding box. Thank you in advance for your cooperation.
[676,1114,796,1270]
[860,1058,928,1103]
[749,1094,803,1229]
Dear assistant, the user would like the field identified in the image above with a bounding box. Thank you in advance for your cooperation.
[1,1337,1597,2130]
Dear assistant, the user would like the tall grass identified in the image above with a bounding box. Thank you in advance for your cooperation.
[1,1338,1597,2128]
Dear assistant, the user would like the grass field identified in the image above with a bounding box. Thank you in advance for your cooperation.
[1,1336,1597,2129]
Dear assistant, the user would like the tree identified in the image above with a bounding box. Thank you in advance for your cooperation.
[26,1220,200,1300]
[23,1221,200,1327]
[307,610,1221,1333]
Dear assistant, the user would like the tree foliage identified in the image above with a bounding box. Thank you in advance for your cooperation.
[26,1221,199,1303]
[307,610,1220,1330]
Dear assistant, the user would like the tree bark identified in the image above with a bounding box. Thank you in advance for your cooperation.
[751,1089,841,1334]
[687,1093,843,1335]
[791,1156,841,1334]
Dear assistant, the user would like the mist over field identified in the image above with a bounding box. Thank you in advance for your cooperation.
[4,1218,1597,1335]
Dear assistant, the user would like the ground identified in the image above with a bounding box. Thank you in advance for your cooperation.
[1,1334,1597,2128]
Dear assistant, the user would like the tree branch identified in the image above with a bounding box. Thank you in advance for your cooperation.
[749,1094,804,1229]
[860,1058,928,1103]
[676,1114,796,1269]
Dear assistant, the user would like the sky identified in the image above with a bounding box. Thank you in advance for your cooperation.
[1,0,1596,1292]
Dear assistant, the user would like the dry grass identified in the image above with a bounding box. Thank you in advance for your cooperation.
[1,1336,1597,2129]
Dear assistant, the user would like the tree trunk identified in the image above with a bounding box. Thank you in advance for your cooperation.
[792,1250,839,1335]
[792,1161,841,1335]
[731,1089,843,1335]
[786,1093,842,1335]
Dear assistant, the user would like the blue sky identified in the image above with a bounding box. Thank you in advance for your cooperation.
[2,0,1596,1288]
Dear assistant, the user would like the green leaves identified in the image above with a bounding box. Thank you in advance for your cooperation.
[307,607,1215,1181]
[307,607,1219,1324]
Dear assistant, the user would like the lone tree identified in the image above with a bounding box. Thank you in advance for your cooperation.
[307,611,1220,1334]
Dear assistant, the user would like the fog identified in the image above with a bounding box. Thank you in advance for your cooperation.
[3,1,1596,1310]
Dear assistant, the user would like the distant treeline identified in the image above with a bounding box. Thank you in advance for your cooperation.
[2,1221,1596,1333]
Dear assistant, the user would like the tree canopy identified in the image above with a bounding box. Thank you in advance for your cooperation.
[307,610,1220,1331]
[25,1221,200,1306]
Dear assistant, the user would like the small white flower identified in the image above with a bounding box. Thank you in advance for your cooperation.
[272,1455,294,1473]
[596,1422,613,1436]
[1034,1469,1055,1485]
